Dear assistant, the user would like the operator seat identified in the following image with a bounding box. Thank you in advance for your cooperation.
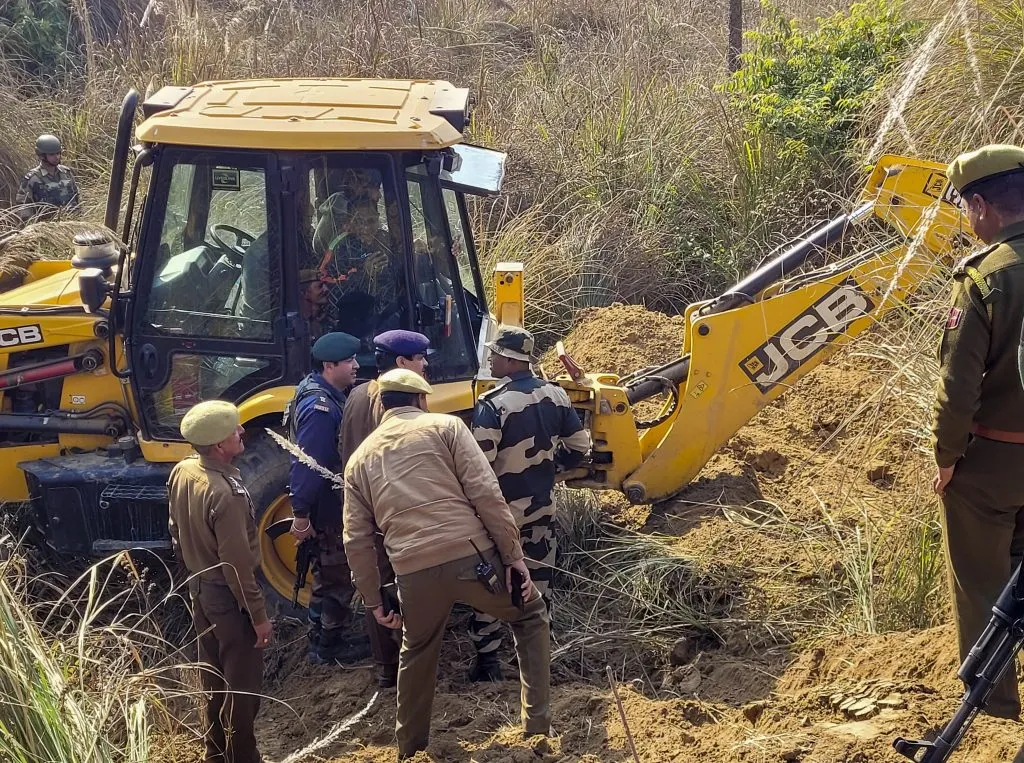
[237,231,276,323]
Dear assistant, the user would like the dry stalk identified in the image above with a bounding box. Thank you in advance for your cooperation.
[264,428,344,488]
[606,665,642,763]
[273,690,380,763]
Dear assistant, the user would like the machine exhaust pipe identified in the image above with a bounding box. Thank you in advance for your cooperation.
[104,90,140,233]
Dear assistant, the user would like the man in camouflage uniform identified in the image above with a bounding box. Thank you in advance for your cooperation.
[932,144,1024,720]
[15,134,81,222]
[469,325,591,681]
[284,331,369,664]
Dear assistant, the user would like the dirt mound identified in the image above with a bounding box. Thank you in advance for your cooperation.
[540,302,686,379]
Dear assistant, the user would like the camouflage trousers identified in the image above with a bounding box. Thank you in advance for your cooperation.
[469,501,556,656]
[308,530,355,646]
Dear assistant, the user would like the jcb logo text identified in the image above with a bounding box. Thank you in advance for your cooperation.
[739,281,874,393]
[0,325,44,348]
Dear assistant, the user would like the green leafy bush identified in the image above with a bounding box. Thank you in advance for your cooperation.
[722,0,921,158]
[0,0,78,80]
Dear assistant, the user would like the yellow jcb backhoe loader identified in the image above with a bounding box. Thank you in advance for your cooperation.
[0,78,973,607]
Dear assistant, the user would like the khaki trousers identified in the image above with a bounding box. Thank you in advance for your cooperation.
[940,435,1024,719]
[395,550,551,759]
[193,583,265,763]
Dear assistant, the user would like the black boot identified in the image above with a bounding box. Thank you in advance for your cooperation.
[314,630,372,665]
[306,621,322,661]
[376,662,398,689]
[468,652,503,682]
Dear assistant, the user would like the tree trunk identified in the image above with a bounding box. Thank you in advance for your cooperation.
[727,0,743,73]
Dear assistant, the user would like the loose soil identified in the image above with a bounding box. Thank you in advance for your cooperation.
[173,304,1023,762]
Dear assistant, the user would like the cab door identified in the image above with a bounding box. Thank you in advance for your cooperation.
[127,148,288,440]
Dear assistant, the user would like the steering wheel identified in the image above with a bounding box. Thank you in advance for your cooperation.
[209,224,256,261]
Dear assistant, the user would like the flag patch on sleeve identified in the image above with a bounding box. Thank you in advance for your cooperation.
[945,306,963,330]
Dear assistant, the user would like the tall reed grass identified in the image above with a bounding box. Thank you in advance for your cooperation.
[0,542,196,762]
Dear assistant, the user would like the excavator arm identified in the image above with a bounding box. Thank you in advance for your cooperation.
[552,154,974,503]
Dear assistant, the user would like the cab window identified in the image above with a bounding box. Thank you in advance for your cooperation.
[407,177,474,381]
[143,153,277,341]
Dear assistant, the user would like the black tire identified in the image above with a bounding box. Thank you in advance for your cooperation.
[235,428,302,617]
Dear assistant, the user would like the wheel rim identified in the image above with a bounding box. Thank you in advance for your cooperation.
[257,493,311,608]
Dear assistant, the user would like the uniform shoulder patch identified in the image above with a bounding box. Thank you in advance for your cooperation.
[226,476,248,496]
[945,306,963,330]
[312,394,335,413]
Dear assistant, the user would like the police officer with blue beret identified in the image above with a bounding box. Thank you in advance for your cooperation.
[284,331,368,663]
[339,328,431,688]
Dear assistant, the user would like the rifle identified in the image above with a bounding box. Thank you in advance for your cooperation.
[894,560,1024,762]
[264,518,318,608]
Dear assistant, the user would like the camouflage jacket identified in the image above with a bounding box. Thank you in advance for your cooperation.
[472,371,591,519]
[932,220,1024,467]
[15,164,81,221]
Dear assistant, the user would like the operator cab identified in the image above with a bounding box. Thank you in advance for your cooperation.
[117,80,504,440]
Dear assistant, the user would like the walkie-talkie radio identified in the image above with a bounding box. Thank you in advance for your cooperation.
[469,538,501,595]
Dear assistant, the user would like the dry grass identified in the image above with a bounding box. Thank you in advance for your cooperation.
[0,540,199,762]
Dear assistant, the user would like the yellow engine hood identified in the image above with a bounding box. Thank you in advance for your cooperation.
[0,262,82,308]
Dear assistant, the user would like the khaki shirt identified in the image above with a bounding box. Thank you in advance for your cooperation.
[932,220,1024,467]
[339,379,385,470]
[168,456,267,625]
[344,406,524,607]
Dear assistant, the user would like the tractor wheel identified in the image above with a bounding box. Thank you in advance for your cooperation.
[234,428,311,615]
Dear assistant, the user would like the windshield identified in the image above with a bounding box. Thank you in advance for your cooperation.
[142,150,278,341]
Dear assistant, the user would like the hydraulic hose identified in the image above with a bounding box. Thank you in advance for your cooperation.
[0,413,123,437]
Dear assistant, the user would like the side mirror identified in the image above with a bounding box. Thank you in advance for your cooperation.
[79,268,112,313]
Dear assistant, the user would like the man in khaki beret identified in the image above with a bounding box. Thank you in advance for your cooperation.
[933,144,1024,720]
[169,400,271,763]
[344,369,551,760]
[299,268,328,340]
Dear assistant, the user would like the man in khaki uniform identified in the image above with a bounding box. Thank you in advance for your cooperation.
[933,144,1024,720]
[344,369,550,760]
[339,329,432,689]
[169,400,272,763]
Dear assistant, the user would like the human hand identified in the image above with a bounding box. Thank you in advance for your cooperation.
[362,251,388,278]
[933,465,955,496]
[506,558,535,602]
[373,605,402,630]
[289,516,315,541]
[253,619,274,648]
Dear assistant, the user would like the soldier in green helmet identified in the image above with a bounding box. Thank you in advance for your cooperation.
[15,134,81,222]
[933,143,1024,720]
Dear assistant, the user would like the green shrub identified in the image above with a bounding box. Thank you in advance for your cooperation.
[722,0,921,159]
[0,0,79,81]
